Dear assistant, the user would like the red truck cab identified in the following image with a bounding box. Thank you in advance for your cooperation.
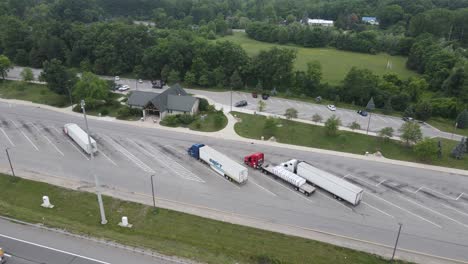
[244,152,264,169]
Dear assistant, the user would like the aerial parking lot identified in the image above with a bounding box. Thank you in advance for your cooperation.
[0,102,467,262]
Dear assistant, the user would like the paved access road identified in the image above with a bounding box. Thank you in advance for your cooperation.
[0,218,179,264]
[0,102,467,263]
[6,66,460,140]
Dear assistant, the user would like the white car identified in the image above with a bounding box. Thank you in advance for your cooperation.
[114,76,120,81]
[327,104,336,111]
[118,85,130,91]
[138,79,143,83]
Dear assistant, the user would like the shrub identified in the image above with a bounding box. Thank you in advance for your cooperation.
[101,109,109,116]
[178,114,194,125]
[349,121,361,130]
[456,109,468,129]
[414,138,438,162]
[312,114,323,123]
[161,115,180,127]
[284,108,298,119]
[198,98,209,112]
[399,122,422,145]
[378,127,394,141]
[324,115,341,136]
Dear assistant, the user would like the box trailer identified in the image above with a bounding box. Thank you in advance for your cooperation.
[188,144,248,184]
[244,153,315,196]
[63,123,97,155]
[283,159,363,205]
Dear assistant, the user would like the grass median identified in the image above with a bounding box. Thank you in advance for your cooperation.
[0,173,408,264]
[233,112,467,170]
[0,80,69,107]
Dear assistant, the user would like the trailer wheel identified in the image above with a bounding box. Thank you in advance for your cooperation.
[333,195,337,199]
[337,197,342,201]
[305,192,310,197]
[294,187,299,191]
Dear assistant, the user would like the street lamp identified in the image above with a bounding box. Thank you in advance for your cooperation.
[391,223,403,262]
[81,100,108,225]
[230,86,233,112]
[5,148,15,177]
[150,174,156,210]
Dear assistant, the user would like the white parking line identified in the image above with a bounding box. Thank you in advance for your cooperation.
[9,119,39,151]
[442,204,468,218]
[259,171,315,205]
[249,177,277,197]
[30,123,64,156]
[0,128,15,146]
[374,115,386,122]
[376,179,386,187]
[102,136,154,173]
[100,151,117,166]
[0,233,111,264]
[164,145,187,156]
[397,195,468,229]
[54,127,89,161]
[408,186,465,201]
[362,201,394,218]
[366,192,442,228]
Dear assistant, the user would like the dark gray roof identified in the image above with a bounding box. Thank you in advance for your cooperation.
[167,95,197,112]
[127,91,159,107]
[149,83,188,112]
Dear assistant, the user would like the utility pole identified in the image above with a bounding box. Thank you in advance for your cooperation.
[81,100,107,225]
[366,97,375,135]
[5,148,15,177]
[230,87,233,112]
[391,223,403,262]
[150,174,156,210]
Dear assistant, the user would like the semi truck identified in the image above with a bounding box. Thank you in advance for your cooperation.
[188,144,248,184]
[244,153,315,196]
[63,123,98,155]
[282,159,363,205]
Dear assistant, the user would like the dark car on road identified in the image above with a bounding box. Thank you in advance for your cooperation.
[357,110,368,116]
[261,93,270,100]
[235,100,248,107]
[402,116,414,122]
[252,92,258,98]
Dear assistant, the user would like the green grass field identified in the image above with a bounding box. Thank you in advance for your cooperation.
[0,80,69,107]
[0,173,408,264]
[233,112,467,170]
[217,32,418,85]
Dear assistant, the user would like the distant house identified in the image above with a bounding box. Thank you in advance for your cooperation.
[305,18,334,27]
[127,84,199,119]
[362,17,379,25]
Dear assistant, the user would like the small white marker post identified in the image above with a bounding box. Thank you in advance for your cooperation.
[41,196,54,209]
[118,216,132,228]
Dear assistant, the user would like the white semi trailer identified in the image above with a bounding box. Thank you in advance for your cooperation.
[283,159,363,205]
[63,123,98,155]
[188,143,248,184]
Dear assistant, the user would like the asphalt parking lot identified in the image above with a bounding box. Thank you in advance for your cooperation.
[1,105,468,261]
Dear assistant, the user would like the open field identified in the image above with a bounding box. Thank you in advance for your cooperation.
[233,112,467,170]
[427,117,468,137]
[217,32,418,85]
[0,173,407,264]
[0,80,69,107]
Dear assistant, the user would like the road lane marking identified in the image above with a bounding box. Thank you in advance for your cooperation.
[397,195,468,229]
[362,201,394,218]
[164,145,186,156]
[0,233,111,264]
[9,119,39,151]
[248,177,277,196]
[29,123,64,156]
[0,128,14,146]
[366,192,442,228]
[344,174,380,188]
[53,127,89,160]
[100,151,117,166]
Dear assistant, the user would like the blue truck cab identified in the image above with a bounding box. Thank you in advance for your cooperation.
[188,143,205,159]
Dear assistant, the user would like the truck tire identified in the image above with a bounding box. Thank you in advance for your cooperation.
[295,187,299,191]
[305,192,310,197]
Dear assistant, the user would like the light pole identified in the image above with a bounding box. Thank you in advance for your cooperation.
[81,100,108,225]
[230,87,233,112]
[391,223,403,262]
[150,174,156,210]
[5,148,15,177]
[365,97,375,135]
[135,79,138,91]
[67,87,73,107]
[366,112,372,135]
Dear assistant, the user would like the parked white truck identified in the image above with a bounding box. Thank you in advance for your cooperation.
[63,123,98,155]
[283,159,363,205]
[188,144,248,184]
[244,153,315,196]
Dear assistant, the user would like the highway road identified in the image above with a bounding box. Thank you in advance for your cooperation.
[0,218,181,264]
[0,102,467,262]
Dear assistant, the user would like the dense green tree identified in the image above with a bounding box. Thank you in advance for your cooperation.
[72,72,108,101]
[168,70,181,84]
[184,71,196,86]
[378,4,405,29]
[0,55,13,79]
[252,47,296,90]
[40,59,76,95]
[20,67,34,82]
[341,67,379,106]
[414,138,439,161]
[415,101,432,121]
[399,122,423,145]
[456,109,468,128]
[230,70,243,90]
